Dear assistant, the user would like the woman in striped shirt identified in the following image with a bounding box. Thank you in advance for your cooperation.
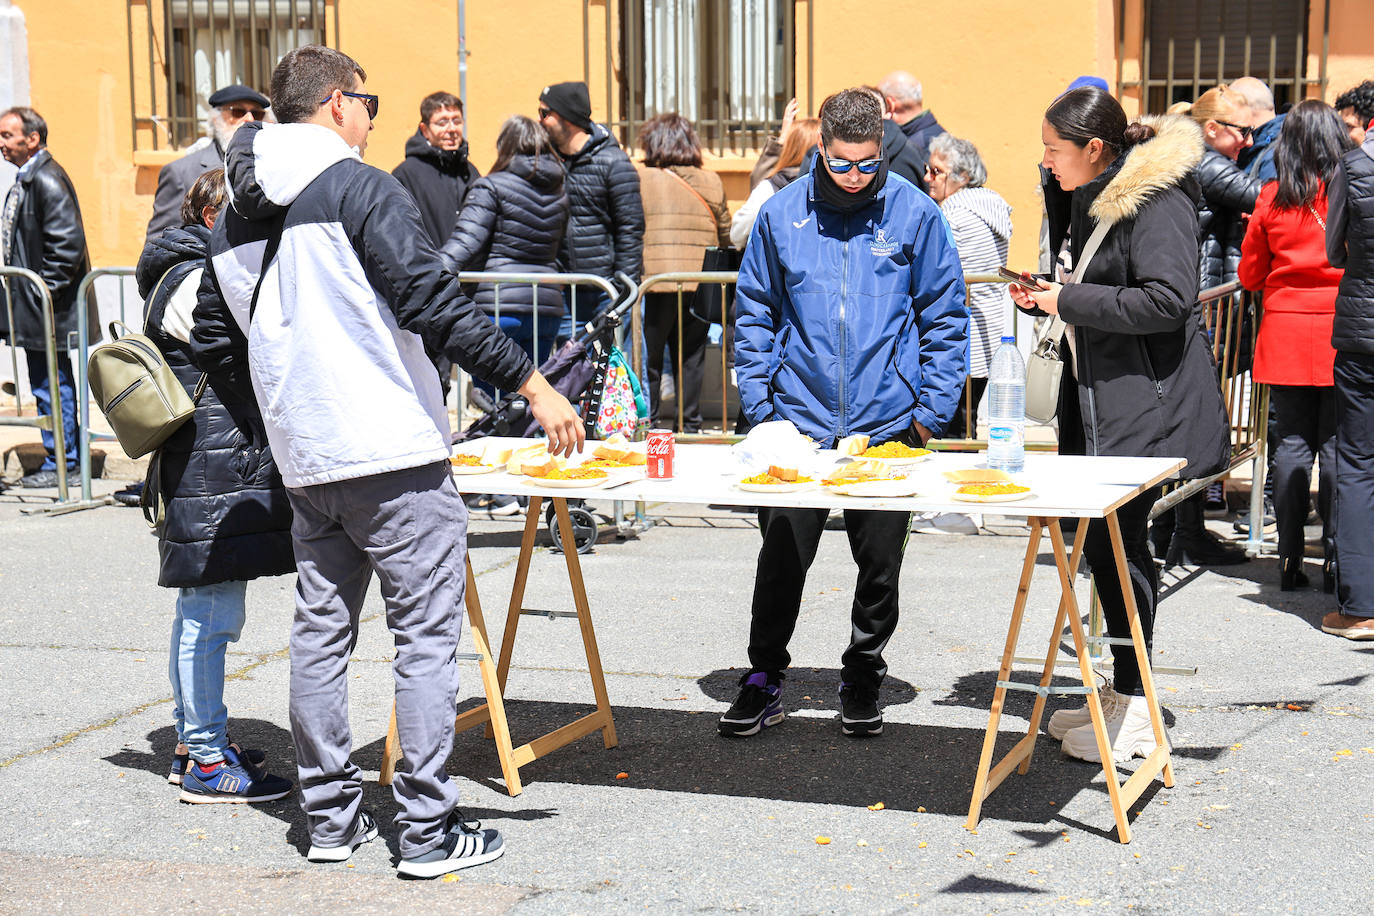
[925,133,1014,438]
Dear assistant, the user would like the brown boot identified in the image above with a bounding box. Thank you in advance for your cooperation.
[1321,612,1374,640]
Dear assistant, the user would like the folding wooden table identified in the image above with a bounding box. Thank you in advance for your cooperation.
[380,442,1183,842]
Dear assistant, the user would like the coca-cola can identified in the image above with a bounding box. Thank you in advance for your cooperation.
[646,429,675,479]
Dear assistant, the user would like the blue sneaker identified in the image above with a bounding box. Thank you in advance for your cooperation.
[168,742,265,785]
[718,671,784,737]
[179,746,292,804]
[397,813,505,878]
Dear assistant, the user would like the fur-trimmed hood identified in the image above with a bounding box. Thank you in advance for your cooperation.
[1089,114,1204,223]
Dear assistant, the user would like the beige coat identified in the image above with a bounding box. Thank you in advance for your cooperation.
[637,164,731,290]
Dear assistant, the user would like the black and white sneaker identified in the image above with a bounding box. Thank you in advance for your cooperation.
[718,671,784,737]
[307,810,379,863]
[839,683,883,737]
[397,813,505,879]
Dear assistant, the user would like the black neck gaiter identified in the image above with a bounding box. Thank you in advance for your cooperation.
[813,156,889,213]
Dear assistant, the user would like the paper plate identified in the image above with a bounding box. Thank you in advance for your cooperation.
[531,474,610,489]
[950,489,1035,503]
[830,479,919,498]
[735,480,813,494]
[450,463,499,475]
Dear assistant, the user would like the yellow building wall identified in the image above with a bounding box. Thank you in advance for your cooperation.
[17,0,1374,271]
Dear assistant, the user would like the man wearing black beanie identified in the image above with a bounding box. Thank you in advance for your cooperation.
[537,81,643,339]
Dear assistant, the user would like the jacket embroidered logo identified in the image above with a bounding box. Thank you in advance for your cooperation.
[792,216,812,229]
[870,227,897,256]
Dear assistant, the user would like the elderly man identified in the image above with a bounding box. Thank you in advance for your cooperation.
[145,85,268,237]
[878,70,943,165]
[1230,76,1283,183]
[392,91,480,246]
[0,107,94,487]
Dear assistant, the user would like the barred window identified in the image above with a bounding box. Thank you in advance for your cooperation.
[598,0,795,154]
[128,0,335,152]
[1142,0,1316,112]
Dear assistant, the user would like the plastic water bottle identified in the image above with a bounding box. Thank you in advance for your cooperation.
[986,335,1026,473]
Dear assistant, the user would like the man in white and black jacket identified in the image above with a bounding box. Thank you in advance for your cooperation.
[190,45,582,879]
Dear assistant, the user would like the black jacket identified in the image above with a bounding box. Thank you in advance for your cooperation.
[898,110,943,160]
[440,153,569,319]
[557,124,644,280]
[1194,147,1259,292]
[137,224,293,588]
[0,150,97,350]
[882,119,929,195]
[1045,115,1229,480]
[1328,139,1374,355]
[392,131,481,246]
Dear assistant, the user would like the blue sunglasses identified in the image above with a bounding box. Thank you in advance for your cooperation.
[824,155,883,174]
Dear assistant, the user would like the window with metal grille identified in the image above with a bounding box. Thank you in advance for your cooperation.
[1141,0,1320,113]
[127,0,335,152]
[596,0,795,154]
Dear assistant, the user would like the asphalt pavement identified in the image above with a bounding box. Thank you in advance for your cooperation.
[0,477,1371,914]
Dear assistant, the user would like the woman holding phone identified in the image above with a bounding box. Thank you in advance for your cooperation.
[1009,87,1229,764]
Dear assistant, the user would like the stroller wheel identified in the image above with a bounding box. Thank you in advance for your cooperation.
[546,502,599,555]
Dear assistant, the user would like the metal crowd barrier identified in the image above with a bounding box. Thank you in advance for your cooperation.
[0,266,72,507]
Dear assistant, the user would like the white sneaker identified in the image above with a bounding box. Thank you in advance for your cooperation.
[1046,684,1122,740]
[1061,693,1163,763]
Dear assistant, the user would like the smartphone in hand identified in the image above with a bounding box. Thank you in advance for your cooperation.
[997,267,1045,290]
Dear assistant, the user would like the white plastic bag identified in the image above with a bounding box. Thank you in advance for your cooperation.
[728,420,821,475]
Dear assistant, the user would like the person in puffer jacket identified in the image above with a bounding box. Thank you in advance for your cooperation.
[719,89,966,742]
[441,114,569,370]
[537,81,644,338]
[138,168,295,806]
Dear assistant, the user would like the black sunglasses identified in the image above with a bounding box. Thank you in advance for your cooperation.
[1216,119,1253,140]
[320,90,379,120]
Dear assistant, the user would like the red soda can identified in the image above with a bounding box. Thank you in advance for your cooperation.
[646,429,675,479]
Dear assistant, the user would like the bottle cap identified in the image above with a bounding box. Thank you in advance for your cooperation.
[1000,335,1016,343]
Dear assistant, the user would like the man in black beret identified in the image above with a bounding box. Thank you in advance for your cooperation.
[144,85,269,238]
[536,80,643,339]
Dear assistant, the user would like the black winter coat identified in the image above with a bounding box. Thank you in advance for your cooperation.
[557,125,644,280]
[898,110,943,160]
[882,119,929,195]
[440,153,569,320]
[136,224,294,589]
[1194,147,1259,292]
[0,150,97,350]
[392,132,481,246]
[1329,140,1374,356]
[1044,115,1230,480]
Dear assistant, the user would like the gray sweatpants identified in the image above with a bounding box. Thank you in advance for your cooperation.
[285,461,467,858]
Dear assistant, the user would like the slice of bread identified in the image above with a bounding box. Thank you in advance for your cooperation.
[824,459,887,483]
[621,446,647,467]
[522,456,559,478]
[507,443,551,476]
[837,434,870,456]
[482,443,514,466]
[767,465,799,482]
[594,434,633,462]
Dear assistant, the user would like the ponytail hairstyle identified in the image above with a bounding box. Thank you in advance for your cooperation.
[1273,99,1355,209]
[1044,87,1129,159]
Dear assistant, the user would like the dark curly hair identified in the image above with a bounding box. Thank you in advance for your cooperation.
[1335,80,1374,130]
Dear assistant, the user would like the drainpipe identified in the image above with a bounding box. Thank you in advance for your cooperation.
[458,0,468,112]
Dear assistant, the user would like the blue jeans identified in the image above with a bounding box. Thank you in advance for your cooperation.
[558,287,613,343]
[475,313,560,397]
[25,348,78,470]
[169,580,247,763]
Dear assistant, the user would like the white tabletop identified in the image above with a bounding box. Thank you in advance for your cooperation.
[451,439,1184,520]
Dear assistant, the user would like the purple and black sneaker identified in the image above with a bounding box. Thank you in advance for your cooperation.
[718,671,784,737]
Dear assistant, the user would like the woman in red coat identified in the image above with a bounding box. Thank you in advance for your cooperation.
[1239,100,1353,591]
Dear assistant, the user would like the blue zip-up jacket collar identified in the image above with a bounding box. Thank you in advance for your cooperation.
[733,157,968,446]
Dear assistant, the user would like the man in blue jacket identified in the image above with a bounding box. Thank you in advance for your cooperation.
[719,88,967,739]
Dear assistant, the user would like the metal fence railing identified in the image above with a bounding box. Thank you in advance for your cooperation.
[1,266,72,507]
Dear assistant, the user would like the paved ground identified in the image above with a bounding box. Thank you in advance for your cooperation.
[0,472,1371,914]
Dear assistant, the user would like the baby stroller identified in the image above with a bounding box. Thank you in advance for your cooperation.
[456,274,641,553]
